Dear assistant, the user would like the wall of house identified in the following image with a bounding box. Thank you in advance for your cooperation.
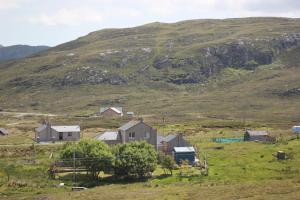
[36,126,52,142]
[55,131,80,141]
[120,122,158,150]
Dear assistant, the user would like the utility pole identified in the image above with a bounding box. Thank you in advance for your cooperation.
[73,143,76,186]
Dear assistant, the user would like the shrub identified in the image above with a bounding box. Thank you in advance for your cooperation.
[114,141,157,178]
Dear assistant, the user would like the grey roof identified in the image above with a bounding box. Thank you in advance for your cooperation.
[164,134,177,142]
[95,131,118,141]
[246,130,268,136]
[0,128,9,135]
[36,124,80,133]
[100,107,123,114]
[51,126,80,132]
[119,120,142,131]
[173,147,195,153]
[157,134,177,144]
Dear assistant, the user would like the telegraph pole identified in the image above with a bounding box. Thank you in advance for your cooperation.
[73,142,76,186]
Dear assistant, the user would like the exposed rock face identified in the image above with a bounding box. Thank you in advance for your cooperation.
[152,33,300,84]
[62,66,127,85]
[275,87,300,97]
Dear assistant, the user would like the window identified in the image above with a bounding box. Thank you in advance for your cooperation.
[144,132,150,139]
[68,132,72,137]
[129,132,135,139]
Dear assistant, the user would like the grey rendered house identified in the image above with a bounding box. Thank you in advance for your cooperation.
[118,120,158,149]
[35,123,80,142]
[95,119,158,149]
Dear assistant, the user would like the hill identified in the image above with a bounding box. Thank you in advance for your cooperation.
[0,17,300,123]
[0,45,49,62]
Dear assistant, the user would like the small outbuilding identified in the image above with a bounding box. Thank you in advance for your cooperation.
[173,147,195,165]
[100,107,123,117]
[244,130,269,142]
[0,128,9,136]
[292,126,300,133]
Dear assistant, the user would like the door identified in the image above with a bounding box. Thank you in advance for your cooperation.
[59,132,63,140]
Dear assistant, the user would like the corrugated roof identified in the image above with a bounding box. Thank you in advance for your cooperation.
[119,120,141,131]
[292,126,300,133]
[51,125,80,132]
[173,147,195,153]
[0,128,9,135]
[95,131,118,141]
[100,107,123,114]
[246,130,268,136]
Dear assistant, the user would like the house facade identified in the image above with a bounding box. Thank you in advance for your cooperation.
[35,123,80,142]
[100,107,123,117]
[118,120,158,149]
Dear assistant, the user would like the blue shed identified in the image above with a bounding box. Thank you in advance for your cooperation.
[173,147,195,165]
[292,126,300,133]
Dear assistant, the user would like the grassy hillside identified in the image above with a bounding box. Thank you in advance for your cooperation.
[0,17,300,123]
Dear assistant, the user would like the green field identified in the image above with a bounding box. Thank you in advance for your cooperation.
[0,115,299,200]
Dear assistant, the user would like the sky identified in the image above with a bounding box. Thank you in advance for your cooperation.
[0,0,300,47]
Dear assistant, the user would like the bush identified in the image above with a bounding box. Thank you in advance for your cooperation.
[60,139,114,180]
[114,141,157,178]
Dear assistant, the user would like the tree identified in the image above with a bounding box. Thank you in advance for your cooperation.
[60,139,114,180]
[161,154,176,175]
[114,141,157,178]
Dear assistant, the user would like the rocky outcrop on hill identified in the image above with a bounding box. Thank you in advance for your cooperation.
[155,33,300,84]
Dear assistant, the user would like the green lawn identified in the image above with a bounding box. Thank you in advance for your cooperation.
[0,123,299,200]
